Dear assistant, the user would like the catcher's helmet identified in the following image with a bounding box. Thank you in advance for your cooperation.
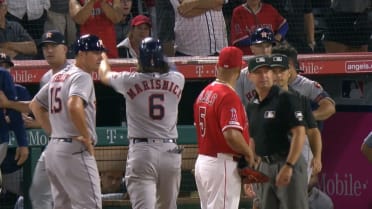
[139,37,165,68]
[74,34,106,54]
[250,27,274,45]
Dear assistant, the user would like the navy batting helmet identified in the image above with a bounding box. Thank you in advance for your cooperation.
[250,27,274,45]
[74,34,106,54]
[139,37,165,68]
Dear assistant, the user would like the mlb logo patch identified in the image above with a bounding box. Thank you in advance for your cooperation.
[256,57,266,63]
[264,111,275,118]
[295,111,304,121]
[273,56,282,62]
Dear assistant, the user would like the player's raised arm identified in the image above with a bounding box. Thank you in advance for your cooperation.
[98,52,114,85]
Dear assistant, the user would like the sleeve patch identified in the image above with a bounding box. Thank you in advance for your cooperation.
[295,111,304,121]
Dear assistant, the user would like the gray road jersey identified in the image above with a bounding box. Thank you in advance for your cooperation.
[40,62,72,88]
[109,71,185,139]
[35,65,97,143]
[290,74,335,104]
[40,70,53,88]
[235,67,256,106]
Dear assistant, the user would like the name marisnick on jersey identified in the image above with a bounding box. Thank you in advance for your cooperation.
[126,79,182,99]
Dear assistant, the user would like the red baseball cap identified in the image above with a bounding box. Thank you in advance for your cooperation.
[131,15,151,27]
[217,46,245,69]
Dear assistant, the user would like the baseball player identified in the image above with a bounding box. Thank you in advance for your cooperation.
[99,37,185,209]
[29,30,70,209]
[29,34,105,209]
[0,31,71,209]
[361,131,372,163]
[0,54,31,209]
[0,66,28,167]
[193,46,255,209]
[235,27,275,106]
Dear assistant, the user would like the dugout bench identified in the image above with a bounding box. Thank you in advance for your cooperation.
[10,125,252,209]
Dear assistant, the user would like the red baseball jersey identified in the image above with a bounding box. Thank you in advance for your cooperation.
[193,81,250,157]
[230,3,286,55]
[79,0,118,58]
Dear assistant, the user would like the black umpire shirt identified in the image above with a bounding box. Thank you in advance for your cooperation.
[246,85,306,156]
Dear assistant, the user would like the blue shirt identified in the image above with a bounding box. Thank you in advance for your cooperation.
[0,68,28,147]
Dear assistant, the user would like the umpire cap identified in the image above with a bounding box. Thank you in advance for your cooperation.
[74,34,106,55]
[270,54,289,69]
[250,27,274,45]
[272,43,304,72]
[248,55,271,73]
[0,53,14,67]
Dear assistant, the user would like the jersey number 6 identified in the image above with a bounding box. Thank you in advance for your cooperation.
[149,94,164,120]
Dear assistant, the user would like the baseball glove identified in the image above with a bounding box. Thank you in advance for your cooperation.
[237,156,269,184]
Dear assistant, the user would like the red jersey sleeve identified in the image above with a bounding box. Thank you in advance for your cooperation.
[218,92,250,145]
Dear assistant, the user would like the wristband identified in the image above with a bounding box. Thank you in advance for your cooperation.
[285,162,295,168]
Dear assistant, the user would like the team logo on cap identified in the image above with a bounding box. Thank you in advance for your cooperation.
[0,53,6,59]
[256,57,266,63]
[46,32,53,38]
[261,31,268,38]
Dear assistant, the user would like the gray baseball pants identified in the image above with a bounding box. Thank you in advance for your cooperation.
[29,151,53,209]
[125,140,181,209]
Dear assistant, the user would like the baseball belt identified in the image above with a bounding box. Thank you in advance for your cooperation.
[50,137,73,143]
[261,154,286,164]
[130,138,177,144]
[50,137,94,145]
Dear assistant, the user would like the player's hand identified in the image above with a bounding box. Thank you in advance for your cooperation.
[311,157,322,175]
[244,149,255,168]
[15,146,29,166]
[0,91,11,108]
[22,113,41,129]
[76,136,95,156]
[253,155,261,170]
[275,164,293,187]
[243,184,256,199]
[86,141,95,156]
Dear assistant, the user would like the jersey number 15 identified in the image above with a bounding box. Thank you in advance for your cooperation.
[50,87,62,114]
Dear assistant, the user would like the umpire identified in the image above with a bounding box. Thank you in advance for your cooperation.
[246,55,308,209]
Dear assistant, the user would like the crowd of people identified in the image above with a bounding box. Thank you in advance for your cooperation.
[0,0,371,209]
[0,0,370,61]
